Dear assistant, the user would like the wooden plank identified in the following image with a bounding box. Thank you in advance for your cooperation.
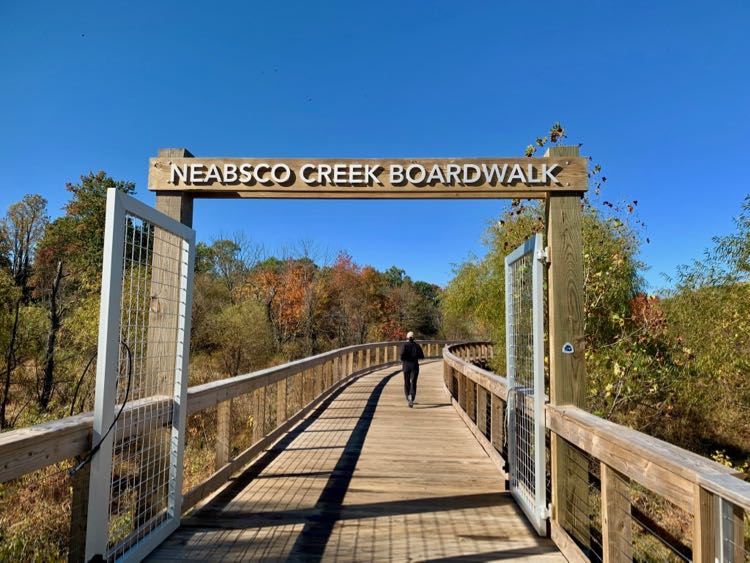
[0,395,169,482]
[693,484,716,563]
[148,156,589,198]
[601,463,632,562]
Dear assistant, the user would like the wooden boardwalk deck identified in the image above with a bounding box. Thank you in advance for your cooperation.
[149,360,563,562]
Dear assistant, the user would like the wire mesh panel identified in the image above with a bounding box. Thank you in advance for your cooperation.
[86,190,195,561]
[505,233,547,535]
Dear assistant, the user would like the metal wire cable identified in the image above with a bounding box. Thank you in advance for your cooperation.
[69,341,133,477]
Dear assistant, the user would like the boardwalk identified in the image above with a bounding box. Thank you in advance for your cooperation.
[149,360,563,562]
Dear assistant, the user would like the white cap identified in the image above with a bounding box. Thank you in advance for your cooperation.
[406,331,414,339]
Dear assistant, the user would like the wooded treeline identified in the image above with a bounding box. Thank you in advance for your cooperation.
[0,174,441,429]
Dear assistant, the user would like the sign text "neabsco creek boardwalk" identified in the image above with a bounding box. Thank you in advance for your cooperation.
[148,157,588,199]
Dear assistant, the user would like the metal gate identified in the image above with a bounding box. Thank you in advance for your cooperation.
[86,189,195,561]
[505,233,547,535]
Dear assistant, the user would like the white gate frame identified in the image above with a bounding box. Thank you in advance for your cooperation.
[505,233,547,535]
[85,189,195,561]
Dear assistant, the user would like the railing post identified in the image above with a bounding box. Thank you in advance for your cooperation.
[348,352,354,376]
[693,484,716,563]
[601,463,632,562]
[477,386,487,435]
[277,379,287,426]
[467,379,476,422]
[216,400,231,469]
[252,387,265,443]
[366,348,371,369]
[458,373,466,411]
[490,394,503,454]
[69,462,90,563]
[313,364,323,397]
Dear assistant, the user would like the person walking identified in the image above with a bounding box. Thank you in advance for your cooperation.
[401,331,424,408]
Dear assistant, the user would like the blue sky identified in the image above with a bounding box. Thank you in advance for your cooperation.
[1,1,748,289]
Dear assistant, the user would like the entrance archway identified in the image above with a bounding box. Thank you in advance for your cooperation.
[149,146,589,539]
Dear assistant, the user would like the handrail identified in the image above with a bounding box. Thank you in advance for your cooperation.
[0,340,451,484]
[443,342,750,562]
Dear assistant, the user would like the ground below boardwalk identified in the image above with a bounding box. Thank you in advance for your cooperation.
[149,360,563,562]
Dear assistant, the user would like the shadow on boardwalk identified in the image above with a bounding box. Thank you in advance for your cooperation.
[149,361,562,562]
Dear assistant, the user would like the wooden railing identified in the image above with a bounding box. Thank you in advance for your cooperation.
[443,342,750,563]
[0,339,450,561]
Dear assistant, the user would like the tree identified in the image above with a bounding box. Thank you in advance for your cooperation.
[208,300,274,376]
[31,173,134,414]
[1,194,48,295]
[40,172,135,289]
[0,195,48,426]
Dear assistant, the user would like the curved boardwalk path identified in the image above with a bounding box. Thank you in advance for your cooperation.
[149,360,563,562]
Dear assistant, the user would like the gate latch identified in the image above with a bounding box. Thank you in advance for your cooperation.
[535,246,550,264]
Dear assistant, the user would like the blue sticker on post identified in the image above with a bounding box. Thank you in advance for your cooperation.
[562,342,574,354]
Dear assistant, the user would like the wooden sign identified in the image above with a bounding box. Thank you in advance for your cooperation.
[148,156,587,199]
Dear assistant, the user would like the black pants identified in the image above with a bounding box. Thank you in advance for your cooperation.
[403,362,419,400]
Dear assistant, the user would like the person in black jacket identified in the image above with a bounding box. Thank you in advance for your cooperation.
[401,331,424,408]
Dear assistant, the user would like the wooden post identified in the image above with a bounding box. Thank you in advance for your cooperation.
[252,387,265,443]
[693,485,716,563]
[366,348,371,369]
[216,400,231,469]
[68,462,91,563]
[477,386,488,436]
[458,374,466,411]
[348,352,354,376]
[601,463,632,562]
[546,146,589,546]
[490,394,503,453]
[312,364,321,397]
[135,148,195,525]
[467,379,476,422]
[277,378,287,426]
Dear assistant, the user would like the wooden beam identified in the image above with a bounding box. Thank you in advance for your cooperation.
[545,145,589,548]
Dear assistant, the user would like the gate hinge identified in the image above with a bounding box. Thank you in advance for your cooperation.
[536,246,550,264]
